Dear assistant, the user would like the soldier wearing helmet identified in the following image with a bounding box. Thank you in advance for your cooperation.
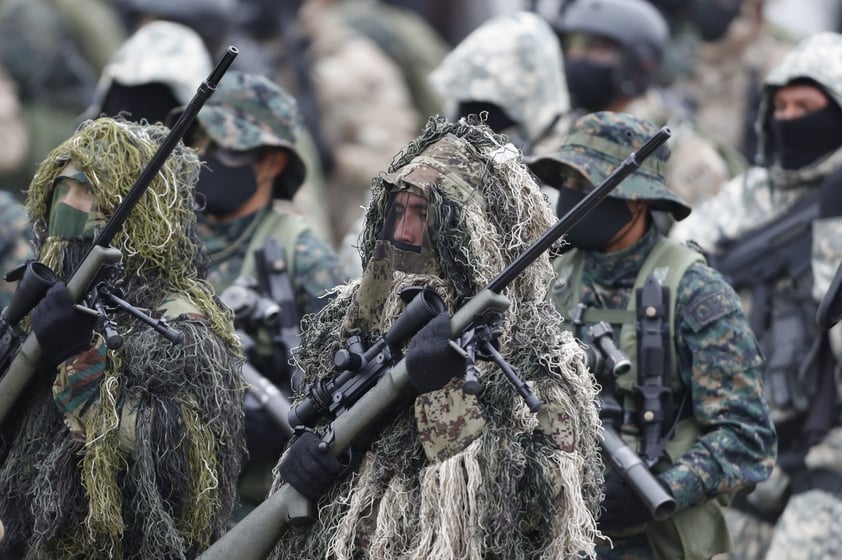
[192,71,349,518]
[530,111,775,558]
[551,0,746,223]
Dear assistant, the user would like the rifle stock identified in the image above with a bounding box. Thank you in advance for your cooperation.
[0,47,238,428]
[198,128,672,559]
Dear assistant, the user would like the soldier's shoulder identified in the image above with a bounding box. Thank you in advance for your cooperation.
[677,259,743,333]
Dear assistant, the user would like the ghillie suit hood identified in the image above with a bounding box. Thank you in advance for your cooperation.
[269,116,602,559]
[0,118,245,559]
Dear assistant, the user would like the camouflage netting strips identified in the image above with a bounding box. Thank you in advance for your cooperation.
[269,115,603,559]
[0,118,245,559]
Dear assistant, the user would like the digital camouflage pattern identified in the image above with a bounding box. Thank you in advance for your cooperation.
[671,32,842,560]
[197,70,307,201]
[198,205,348,318]
[528,111,692,220]
[429,11,569,153]
[84,20,211,120]
[0,190,33,310]
[268,116,603,559]
[545,111,775,558]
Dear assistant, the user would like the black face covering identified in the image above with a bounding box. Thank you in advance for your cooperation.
[691,0,743,42]
[196,152,259,217]
[100,82,181,123]
[771,102,842,170]
[557,187,633,251]
[565,59,620,112]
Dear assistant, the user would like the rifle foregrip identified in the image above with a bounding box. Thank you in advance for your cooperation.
[600,426,676,521]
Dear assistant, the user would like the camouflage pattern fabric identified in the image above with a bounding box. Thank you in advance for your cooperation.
[528,111,691,220]
[429,11,569,153]
[0,190,33,310]
[198,206,347,318]
[197,70,306,201]
[670,32,842,559]
[541,111,775,557]
[84,20,211,120]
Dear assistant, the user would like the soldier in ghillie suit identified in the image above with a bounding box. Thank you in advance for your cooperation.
[267,115,603,559]
[0,118,246,559]
[529,111,776,558]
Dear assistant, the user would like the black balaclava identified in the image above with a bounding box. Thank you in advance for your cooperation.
[565,60,621,112]
[771,101,842,170]
[100,81,181,124]
[195,152,259,217]
[691,0,743,42]
[557,187,634,251]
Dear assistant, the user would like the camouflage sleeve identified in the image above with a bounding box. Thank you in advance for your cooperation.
[811,216,842,301]
[0,191,34,309]
[659,262,777,510]
[292,229,351,316]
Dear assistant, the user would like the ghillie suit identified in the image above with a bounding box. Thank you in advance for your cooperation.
[0,118,246,559]
[269,116,603,559]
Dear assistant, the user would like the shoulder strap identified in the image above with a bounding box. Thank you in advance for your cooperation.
[241,208,309,281]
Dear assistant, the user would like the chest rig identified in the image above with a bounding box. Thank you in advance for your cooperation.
[550,238,704,468]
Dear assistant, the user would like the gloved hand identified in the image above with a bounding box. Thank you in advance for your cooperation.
[279,431,346,501]
[405,312,464,394]
[31,281,97,365]
[818,167,842,218]
[598,472,658,532]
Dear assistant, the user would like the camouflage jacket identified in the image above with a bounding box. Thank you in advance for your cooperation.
[555,226,776,510]
[0,190,33,309]
[198,204,348,319]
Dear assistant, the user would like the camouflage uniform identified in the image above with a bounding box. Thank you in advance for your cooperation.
[671,32,842,560]
[429,11,570,156]
[553,0,746,222]
[0,190,33,310]
[0,118,244,559]
[194,71,349,515]
[531,112,776,558]
[268,116,603,559]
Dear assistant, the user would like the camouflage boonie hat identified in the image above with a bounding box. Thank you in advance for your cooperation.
[527,111,691,220]
[197,71,306,200]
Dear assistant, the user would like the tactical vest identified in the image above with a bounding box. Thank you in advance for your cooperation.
[550,238,734,558]
[240,208,309,283]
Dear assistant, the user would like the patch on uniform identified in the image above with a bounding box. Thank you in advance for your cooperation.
[414,380,487,462]
[683,291,739,333]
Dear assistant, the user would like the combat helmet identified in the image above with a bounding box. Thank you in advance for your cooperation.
[528,111,691,220]
[553,0,669,98]
[196,71,307,201]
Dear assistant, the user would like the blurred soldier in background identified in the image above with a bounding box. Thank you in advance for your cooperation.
[0,0,125,192]
[551,0,746,219]
[191,71,349,518]
[672,32,842,559]
[429,10,570,156]
[652,0,795,161]
[530,111,775,558]
[231,0,418,266]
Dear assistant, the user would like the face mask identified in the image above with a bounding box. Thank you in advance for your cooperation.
[557,187,632,251]
[771,103,842,170]
[564,59,620,112]
[196,151,259,217]
[47,180,99,239]
[691,1,742,42]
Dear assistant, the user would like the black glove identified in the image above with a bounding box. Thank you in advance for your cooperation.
[405,312,464,394]
[279,431,346,501]
[818,167,842,218]
[598,472,657,532]
[31,281,97,365]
